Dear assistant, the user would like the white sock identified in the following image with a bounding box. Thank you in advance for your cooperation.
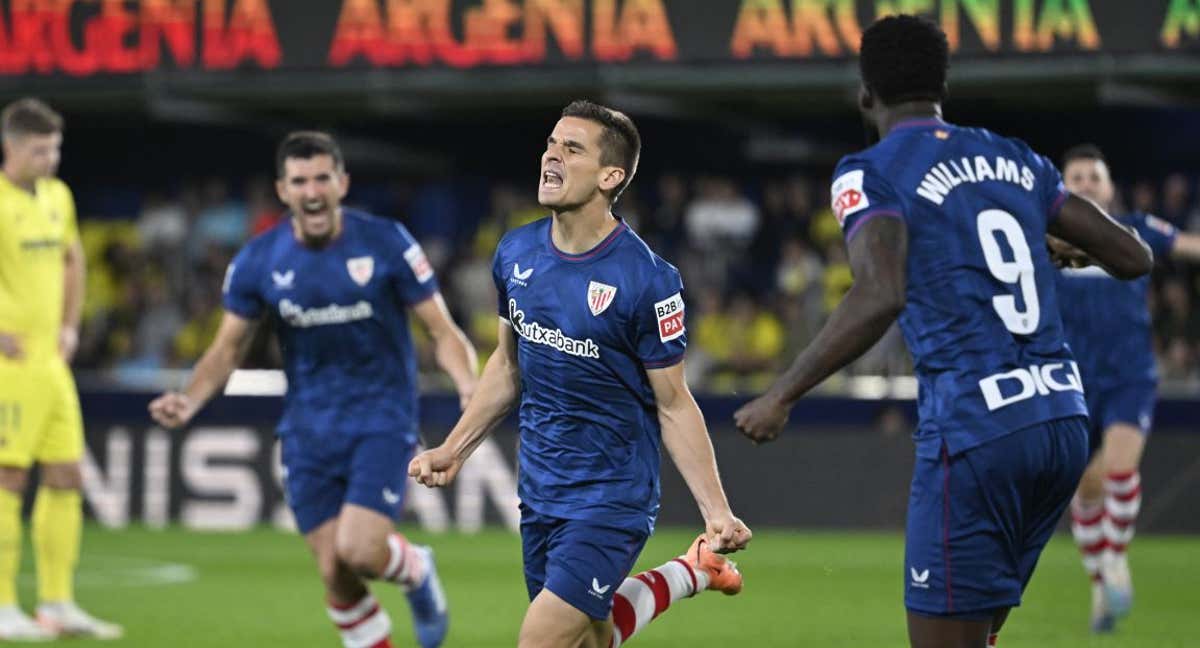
[609,558,708,647]
[326,593,391,648]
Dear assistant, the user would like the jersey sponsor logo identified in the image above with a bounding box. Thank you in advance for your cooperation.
[654,293,685,343]
[271,270,295,289]
[403,244,434,284]
[19,237,61,250]
[278,299,374,328]
[916,156,1035,206]
[513,263,534,281]
[347,256,375,286]
[508,298,600,359]
[831,169,870,227]
[978,361,1083,411]
[587,281,617,316]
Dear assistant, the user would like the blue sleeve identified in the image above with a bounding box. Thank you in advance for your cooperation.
[634,264,686,368]
[492,243,509,320]
[389,223,439,306]
[1027,150,1069,221]
[1132,213,1178,260]
[222,245,264,320]
[831,159,905,242]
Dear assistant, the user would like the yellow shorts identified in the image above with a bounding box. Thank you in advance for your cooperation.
[0,359,84,468]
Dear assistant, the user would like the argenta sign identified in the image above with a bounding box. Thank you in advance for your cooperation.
[0,0,1196,79]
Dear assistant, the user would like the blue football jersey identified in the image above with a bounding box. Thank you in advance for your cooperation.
[492,218,686,533]
[832,119,1087,458]
[1056,213,1177,391]
[223,209,438,440]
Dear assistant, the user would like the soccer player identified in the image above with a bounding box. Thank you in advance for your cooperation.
[733,16,1152,648]
[1055,144,1200,632]
[0,98,124,640]
[408,100,751,648]
[149,132,477,648]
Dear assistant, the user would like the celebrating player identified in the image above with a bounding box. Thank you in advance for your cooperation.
[734,16,1152,648]
[149,132,477,648]
[0,98,123,640]
[409,100,751,648]
[1055,144,1200,632]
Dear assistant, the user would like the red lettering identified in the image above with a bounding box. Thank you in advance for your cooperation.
[594,0,676,62]
[328,0,391,66]
[204,0,281,70]
[524,0,584,61]
[141,0,197,68]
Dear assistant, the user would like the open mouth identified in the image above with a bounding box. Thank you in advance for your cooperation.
[541,170,563,190]
[301,199,327,215]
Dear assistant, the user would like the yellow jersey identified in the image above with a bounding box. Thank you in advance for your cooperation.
[0,173,77,363]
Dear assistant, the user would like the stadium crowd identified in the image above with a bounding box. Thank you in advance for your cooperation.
[72,170,1200,393]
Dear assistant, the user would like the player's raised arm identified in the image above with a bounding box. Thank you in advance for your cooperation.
[409,317,520,488]
[1049,194,1152,279]
[648,362,751,553]
[735,215,908,443]
[1170,231,1200,262]
[148,312,257,429]
[412,293,479,410]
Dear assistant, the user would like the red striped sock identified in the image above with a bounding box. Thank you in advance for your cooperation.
[1104,471,1141,555]
[609,559,705,647]
[1070,497,1107,582]
[327,593,393,648]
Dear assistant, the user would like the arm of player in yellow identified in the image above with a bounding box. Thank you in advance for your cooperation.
[649,362,751,553]
[1171,231,1200,263]
[409,317,520,488]
[60,239,85,362]
[148,312,257,429]
[412,292,479,411]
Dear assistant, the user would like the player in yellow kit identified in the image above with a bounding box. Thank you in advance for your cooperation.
[0,98,122,640]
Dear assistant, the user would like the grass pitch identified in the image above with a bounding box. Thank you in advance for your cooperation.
[14,526,1198,646]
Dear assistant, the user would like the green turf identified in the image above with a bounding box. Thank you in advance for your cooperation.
[12,526,1198,646]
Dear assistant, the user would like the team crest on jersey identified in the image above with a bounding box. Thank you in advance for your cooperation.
[587,281,617,316]
[347,256,374,286]
[831,169,870,227]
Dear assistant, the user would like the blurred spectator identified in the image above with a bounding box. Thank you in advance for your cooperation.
[1160,173,1198,226]
[68,169,1200,393]
[247,176,285,236]
[137,191,188,251]
[190,177,247,256]
[1131,180,1157,214]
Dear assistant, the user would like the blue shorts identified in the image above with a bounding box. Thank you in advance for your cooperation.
[520,504,649,620]
[904,417,1088,619]
[280,431,415,534]
[1085,381,1156,451]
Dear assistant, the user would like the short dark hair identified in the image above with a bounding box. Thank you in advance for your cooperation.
[275,131,344,178]
[1062,143,1106,168]
[1,98,63,139]
[860,15,949,106]
[560,100,641,202]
